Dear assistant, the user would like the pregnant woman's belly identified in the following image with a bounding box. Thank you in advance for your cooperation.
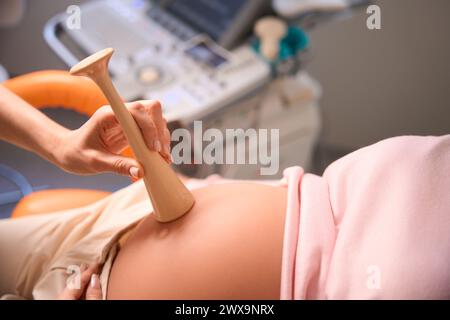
[107,182,287,299]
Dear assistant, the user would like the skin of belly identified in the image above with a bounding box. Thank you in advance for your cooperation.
[107,182,287,300]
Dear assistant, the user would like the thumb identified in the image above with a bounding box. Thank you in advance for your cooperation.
[85,274,102,300]
[99,153,143,178]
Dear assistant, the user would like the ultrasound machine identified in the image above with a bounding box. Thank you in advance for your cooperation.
[45,0,273,123]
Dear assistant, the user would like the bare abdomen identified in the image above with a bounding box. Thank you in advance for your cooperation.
[107,183,287,299]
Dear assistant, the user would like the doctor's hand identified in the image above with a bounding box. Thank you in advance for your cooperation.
[55,100,171,178]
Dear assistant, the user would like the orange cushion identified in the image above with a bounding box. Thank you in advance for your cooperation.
[11,189,111,219]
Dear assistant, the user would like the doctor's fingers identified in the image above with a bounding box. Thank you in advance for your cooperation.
[127,101,169,152]
[127,100,171,161]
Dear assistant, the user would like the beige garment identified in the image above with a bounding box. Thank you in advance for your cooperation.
[0,179,154,299]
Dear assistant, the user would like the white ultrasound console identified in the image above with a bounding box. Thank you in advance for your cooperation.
[45,0,271,123]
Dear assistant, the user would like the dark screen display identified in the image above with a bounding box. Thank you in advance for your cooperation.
[160,0,247,41]
[185,41,227,68]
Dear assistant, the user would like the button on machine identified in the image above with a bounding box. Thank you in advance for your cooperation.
[138,66,161,85]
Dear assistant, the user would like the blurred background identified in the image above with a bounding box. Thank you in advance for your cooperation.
[1,0,449,148]
[0,0,449,217]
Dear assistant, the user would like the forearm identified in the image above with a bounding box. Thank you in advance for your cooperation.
[0,84,69,164]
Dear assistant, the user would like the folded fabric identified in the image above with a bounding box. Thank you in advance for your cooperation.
[281,135,450,299]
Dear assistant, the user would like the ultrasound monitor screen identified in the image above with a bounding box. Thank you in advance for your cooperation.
[159,0,248,41]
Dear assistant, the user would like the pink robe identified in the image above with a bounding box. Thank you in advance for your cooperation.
[280,135,450,299]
